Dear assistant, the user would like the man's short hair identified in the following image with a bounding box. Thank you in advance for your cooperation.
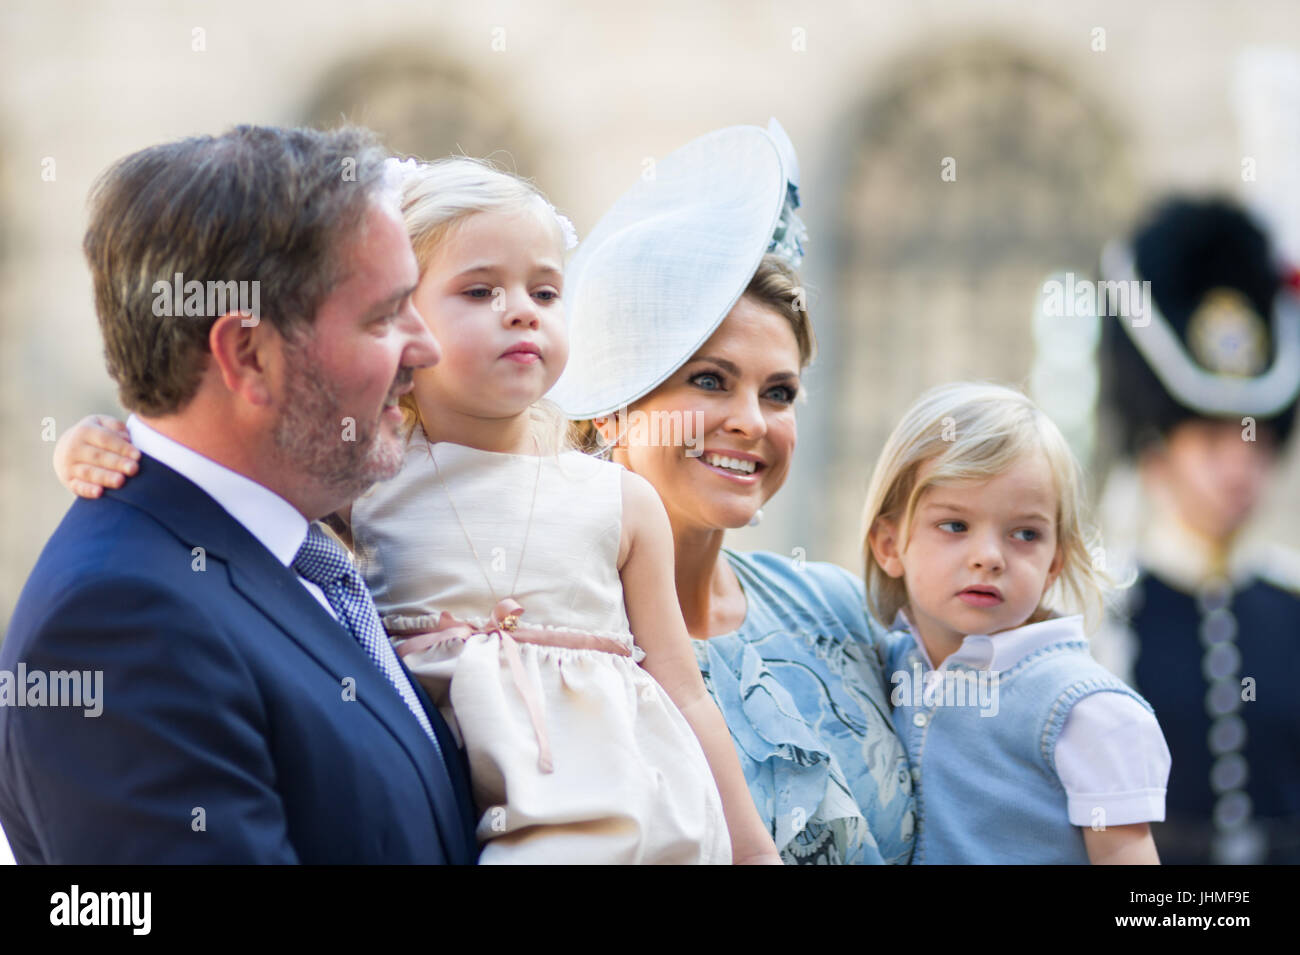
[83,125,390,416]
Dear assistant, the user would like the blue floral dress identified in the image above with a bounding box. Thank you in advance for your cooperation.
[691,549,916,864]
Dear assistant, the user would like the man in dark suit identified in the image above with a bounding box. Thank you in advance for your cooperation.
[0,125,479,863]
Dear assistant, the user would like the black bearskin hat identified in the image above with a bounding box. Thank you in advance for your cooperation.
[1100,196,1300,457]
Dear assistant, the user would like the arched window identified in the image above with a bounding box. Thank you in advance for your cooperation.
[797,40,1134,567]
[299,45,539,176]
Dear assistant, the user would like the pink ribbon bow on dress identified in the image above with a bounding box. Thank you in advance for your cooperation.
[395,598,636,775]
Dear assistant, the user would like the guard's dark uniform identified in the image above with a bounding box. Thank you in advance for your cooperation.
[1124,566,1300,864]
[1097,198,1300,864]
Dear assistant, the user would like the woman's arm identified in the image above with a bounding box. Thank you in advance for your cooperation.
[53,414,139,497]
[618,470,781,865]
[1083,823,1161,864]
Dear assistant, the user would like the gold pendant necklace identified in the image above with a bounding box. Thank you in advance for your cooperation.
[426,434,544,629]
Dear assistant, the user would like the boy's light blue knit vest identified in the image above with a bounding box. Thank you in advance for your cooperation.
[887,634,1152,864]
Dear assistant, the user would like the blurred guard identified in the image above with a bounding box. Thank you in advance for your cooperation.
[1095,197,1300,864]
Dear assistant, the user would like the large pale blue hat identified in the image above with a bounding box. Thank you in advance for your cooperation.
[547,119,806,419]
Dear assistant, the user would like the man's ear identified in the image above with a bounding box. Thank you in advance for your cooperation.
[868,516,906,579]
[208,311,280,407]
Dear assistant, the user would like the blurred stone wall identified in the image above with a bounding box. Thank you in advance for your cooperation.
[3,0,1299,622]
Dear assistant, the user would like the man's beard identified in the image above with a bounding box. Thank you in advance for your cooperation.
[272,334,407,503]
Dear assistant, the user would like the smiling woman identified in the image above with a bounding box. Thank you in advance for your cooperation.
[552,121,917,864]
[592,287,802,535]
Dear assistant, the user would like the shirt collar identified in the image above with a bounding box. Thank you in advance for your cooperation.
[893,610,1085,672]
[126,414,309,568]
[1138,491,1257,591]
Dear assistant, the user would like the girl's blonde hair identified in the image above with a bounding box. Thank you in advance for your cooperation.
[394,156,571,454]
[860,381,1111,631]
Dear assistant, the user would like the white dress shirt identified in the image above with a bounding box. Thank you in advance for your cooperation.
[126,415,338,620]
[896,612,1171,827]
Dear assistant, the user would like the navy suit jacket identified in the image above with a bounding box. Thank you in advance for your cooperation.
[0,453,479,863]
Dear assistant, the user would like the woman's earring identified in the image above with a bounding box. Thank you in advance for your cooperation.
[748,508,764,527]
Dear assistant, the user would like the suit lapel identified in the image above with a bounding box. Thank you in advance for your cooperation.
[226,557,434,751]
[107,453,461,838]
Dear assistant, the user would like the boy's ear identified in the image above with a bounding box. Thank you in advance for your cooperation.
[1044,543,1065,591]
[868,516,906,579]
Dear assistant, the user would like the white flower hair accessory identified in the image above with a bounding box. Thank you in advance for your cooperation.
[551,208,579,251]
[383,156,419,180]
[382,156,420,199]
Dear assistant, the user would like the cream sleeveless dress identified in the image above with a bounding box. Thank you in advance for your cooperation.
[350,426,730,864]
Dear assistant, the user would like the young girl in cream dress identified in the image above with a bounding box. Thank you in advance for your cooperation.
[54,158,779,865]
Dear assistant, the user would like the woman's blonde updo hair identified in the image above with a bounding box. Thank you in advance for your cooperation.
[393,156,572,453]
[569,253,817,455]
[861,381,1113,631]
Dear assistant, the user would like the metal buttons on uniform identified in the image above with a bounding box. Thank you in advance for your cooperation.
[1197,577,1264,864]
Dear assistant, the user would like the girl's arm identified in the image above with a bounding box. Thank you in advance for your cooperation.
[618,470,782,865]
[53,414,139,497]
[1083,823,1161,864]
[50,412,354,535]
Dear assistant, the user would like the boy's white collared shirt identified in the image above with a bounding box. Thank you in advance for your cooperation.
[895,612,1171,827]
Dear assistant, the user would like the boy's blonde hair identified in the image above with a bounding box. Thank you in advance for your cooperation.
[861,381,1110,630]
[394,156,572,453]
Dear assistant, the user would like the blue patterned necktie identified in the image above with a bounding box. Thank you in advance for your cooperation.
[292,522,441,756]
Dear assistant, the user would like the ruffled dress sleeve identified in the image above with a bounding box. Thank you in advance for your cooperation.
[692,549,916,864]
